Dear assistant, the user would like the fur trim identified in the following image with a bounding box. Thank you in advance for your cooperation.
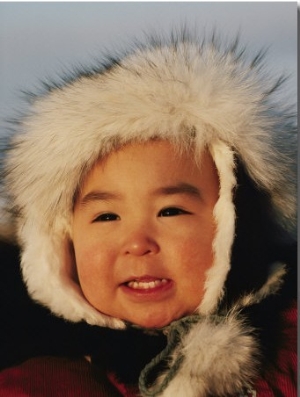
[2,33,296,326]
[0,204,15,242]
[199,140,236,314]
[236,262,287,309]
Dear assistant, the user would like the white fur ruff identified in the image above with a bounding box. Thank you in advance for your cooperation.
[2,37,296,326]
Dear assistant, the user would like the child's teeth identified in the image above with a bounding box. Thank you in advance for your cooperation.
[128,279,167,289]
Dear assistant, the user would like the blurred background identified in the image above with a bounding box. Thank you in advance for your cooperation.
[0,2,297,130]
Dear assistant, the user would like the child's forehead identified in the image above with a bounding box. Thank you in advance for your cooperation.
[93,138,206,170]
[74,139,220,211]
[74,138,212,203]
[76,139,218,197]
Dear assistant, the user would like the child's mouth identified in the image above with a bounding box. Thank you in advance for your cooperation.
[126,278,168,290]
[120,277,173,298]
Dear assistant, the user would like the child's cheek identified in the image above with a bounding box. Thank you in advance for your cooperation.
[75,238,114,282]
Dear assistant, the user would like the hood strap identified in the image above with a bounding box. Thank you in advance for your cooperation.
[138,314,221,396]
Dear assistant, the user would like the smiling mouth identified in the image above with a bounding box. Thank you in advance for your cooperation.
[126,278,168,290]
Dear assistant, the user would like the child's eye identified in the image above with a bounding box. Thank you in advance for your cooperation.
[158,207,191,217]
[93,213,120,222]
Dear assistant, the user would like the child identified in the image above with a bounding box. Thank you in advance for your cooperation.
[0,31,296,396]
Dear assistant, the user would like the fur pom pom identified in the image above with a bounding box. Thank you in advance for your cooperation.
[142,312,259,397]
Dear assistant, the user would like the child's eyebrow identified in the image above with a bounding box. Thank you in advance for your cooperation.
[78,191,121,207]
[154,183,203,200]
[78,183,202,207]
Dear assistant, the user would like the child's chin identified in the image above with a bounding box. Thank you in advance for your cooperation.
[127,314,178,329]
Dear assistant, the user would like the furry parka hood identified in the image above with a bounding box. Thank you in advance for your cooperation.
[0,32,296,396]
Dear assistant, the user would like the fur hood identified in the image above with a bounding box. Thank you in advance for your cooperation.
[0,32,296,396]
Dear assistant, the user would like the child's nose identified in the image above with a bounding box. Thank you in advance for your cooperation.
[121,231,160,256]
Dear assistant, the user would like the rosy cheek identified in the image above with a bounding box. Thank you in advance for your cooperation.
[73,239,94,270]
[77,243,114,280]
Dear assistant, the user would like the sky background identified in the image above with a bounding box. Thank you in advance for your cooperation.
[0,2,297,131]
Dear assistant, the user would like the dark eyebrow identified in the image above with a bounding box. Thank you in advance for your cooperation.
[78,191,121,207]
[155,183,202,200]
[77,183,202,207]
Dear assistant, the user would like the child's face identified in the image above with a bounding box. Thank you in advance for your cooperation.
[72,140,219,328]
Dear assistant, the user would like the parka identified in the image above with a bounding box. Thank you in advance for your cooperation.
[0,31,297,396]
